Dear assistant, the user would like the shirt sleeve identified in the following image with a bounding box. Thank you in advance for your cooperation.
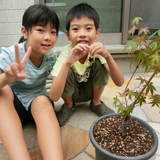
[95,54,107,64]
[0,46,15,71]
[51,45,70,77]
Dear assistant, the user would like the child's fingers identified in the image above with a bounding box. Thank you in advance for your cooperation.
[73,45,89,54]
[5,67,15,79]
[10,63,20,77]
[76,44,90,51]
[21,46,32,64]
[14,44,21,63]
[19,71,27,79]
[90,46,101,56]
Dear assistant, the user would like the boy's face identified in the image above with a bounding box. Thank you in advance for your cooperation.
[66,16,99,47]
[22,22,57,56]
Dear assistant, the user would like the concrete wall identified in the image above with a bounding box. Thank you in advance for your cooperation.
[0,0,36,49]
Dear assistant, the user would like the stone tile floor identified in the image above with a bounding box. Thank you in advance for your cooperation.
[0,73,160,160]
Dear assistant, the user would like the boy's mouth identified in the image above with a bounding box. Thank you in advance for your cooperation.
[41,44,51,48]
[78,40,88,44]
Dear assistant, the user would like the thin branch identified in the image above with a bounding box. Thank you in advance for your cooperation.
[132,71,157,107]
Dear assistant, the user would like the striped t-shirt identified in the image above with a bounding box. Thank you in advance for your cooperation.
[0,41,57,110]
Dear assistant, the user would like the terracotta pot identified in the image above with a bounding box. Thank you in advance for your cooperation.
[89,113,158,160]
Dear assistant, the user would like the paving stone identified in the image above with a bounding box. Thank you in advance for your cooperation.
[68,102,98,130]
[72,152,94,160]
[107,78,135,89]
[85,142,95,159]
[29,147,43,160]
[141,104,160,122]
[147,122,160,134]
[103,98,118,113]
[61,123,90,160]
[155,155,160,160]
[155,132,160,155]
[131,106,149,122]
[149,155,156,160]
[0,145,9,160]
[102,86,123,99]
[100,95,108,101]
[23,122,37,149]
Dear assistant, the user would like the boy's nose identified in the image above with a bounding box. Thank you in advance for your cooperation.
[44,32,51,41]
[79,29,86,37]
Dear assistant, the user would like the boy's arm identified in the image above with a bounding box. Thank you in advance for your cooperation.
[90,42,124,87]
[103,54,124,87]
[0,44,31,89]
[0,69,8,89]
[49,61,71,102]
[49,44,90,102]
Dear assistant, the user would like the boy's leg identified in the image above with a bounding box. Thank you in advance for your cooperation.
[90,59,115,116]
[31,95,63,160]
[56,69,77,126]
[0,86,31,160]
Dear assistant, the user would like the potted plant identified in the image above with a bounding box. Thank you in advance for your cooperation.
[89,17,159,160]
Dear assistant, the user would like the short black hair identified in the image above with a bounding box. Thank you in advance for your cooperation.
[65,3,100,32]
[19,4,59,43]
[23,4,59,35]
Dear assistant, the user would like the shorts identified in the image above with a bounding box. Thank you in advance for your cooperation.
[12,90,54,125]
[62,59,109,103]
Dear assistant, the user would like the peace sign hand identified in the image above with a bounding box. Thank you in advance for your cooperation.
[4,44,32,83]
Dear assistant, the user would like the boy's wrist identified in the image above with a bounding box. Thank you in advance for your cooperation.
[63,61,72,68]
[0,73,9,89]
[104,51,112,60]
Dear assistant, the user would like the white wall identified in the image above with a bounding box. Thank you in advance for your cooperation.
[0,0,35,49]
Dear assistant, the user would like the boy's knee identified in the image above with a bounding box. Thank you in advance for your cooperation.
[31,96,54,113]
[0,85,13,101]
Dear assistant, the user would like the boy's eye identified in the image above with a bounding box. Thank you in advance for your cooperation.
[51,29,57,34]
[87,27,92,30]
[38,29,44,32]
[72,28,78,31]
[51,30,57,34]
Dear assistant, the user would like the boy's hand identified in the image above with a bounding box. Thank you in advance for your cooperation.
[4,44,32,83]
[89,42,110,59]
[66,44,90,65]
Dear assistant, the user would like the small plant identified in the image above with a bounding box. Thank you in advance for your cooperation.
[113,17,160,133]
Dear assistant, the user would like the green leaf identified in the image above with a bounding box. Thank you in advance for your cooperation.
[123,106,134,118]
[117,104,126,114]
[124,40,140,52]
[113,96,120,107]
[131,17,143,26]
[148,30,159,40]
[130,56,137,68]
[158,29,160,36]
[136,95,146,106]
[149,94,160,107]
[145,82,156,95]
[150,54,160,65]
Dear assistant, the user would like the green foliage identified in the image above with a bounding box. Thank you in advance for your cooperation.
[113,17,160,120]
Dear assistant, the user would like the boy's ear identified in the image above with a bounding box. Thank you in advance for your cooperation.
[21,26,28,39]
[95,29,100,40]
[66,30,70,41]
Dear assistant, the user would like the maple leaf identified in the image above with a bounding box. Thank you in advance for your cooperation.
[145,82,156,95]
[131,17,143,26]
[124,40,140,52]
[138,27,150,35]
[128,25,138,36]
[149,94,160,107]
[113,96,121,107]
[117,104,126,114]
